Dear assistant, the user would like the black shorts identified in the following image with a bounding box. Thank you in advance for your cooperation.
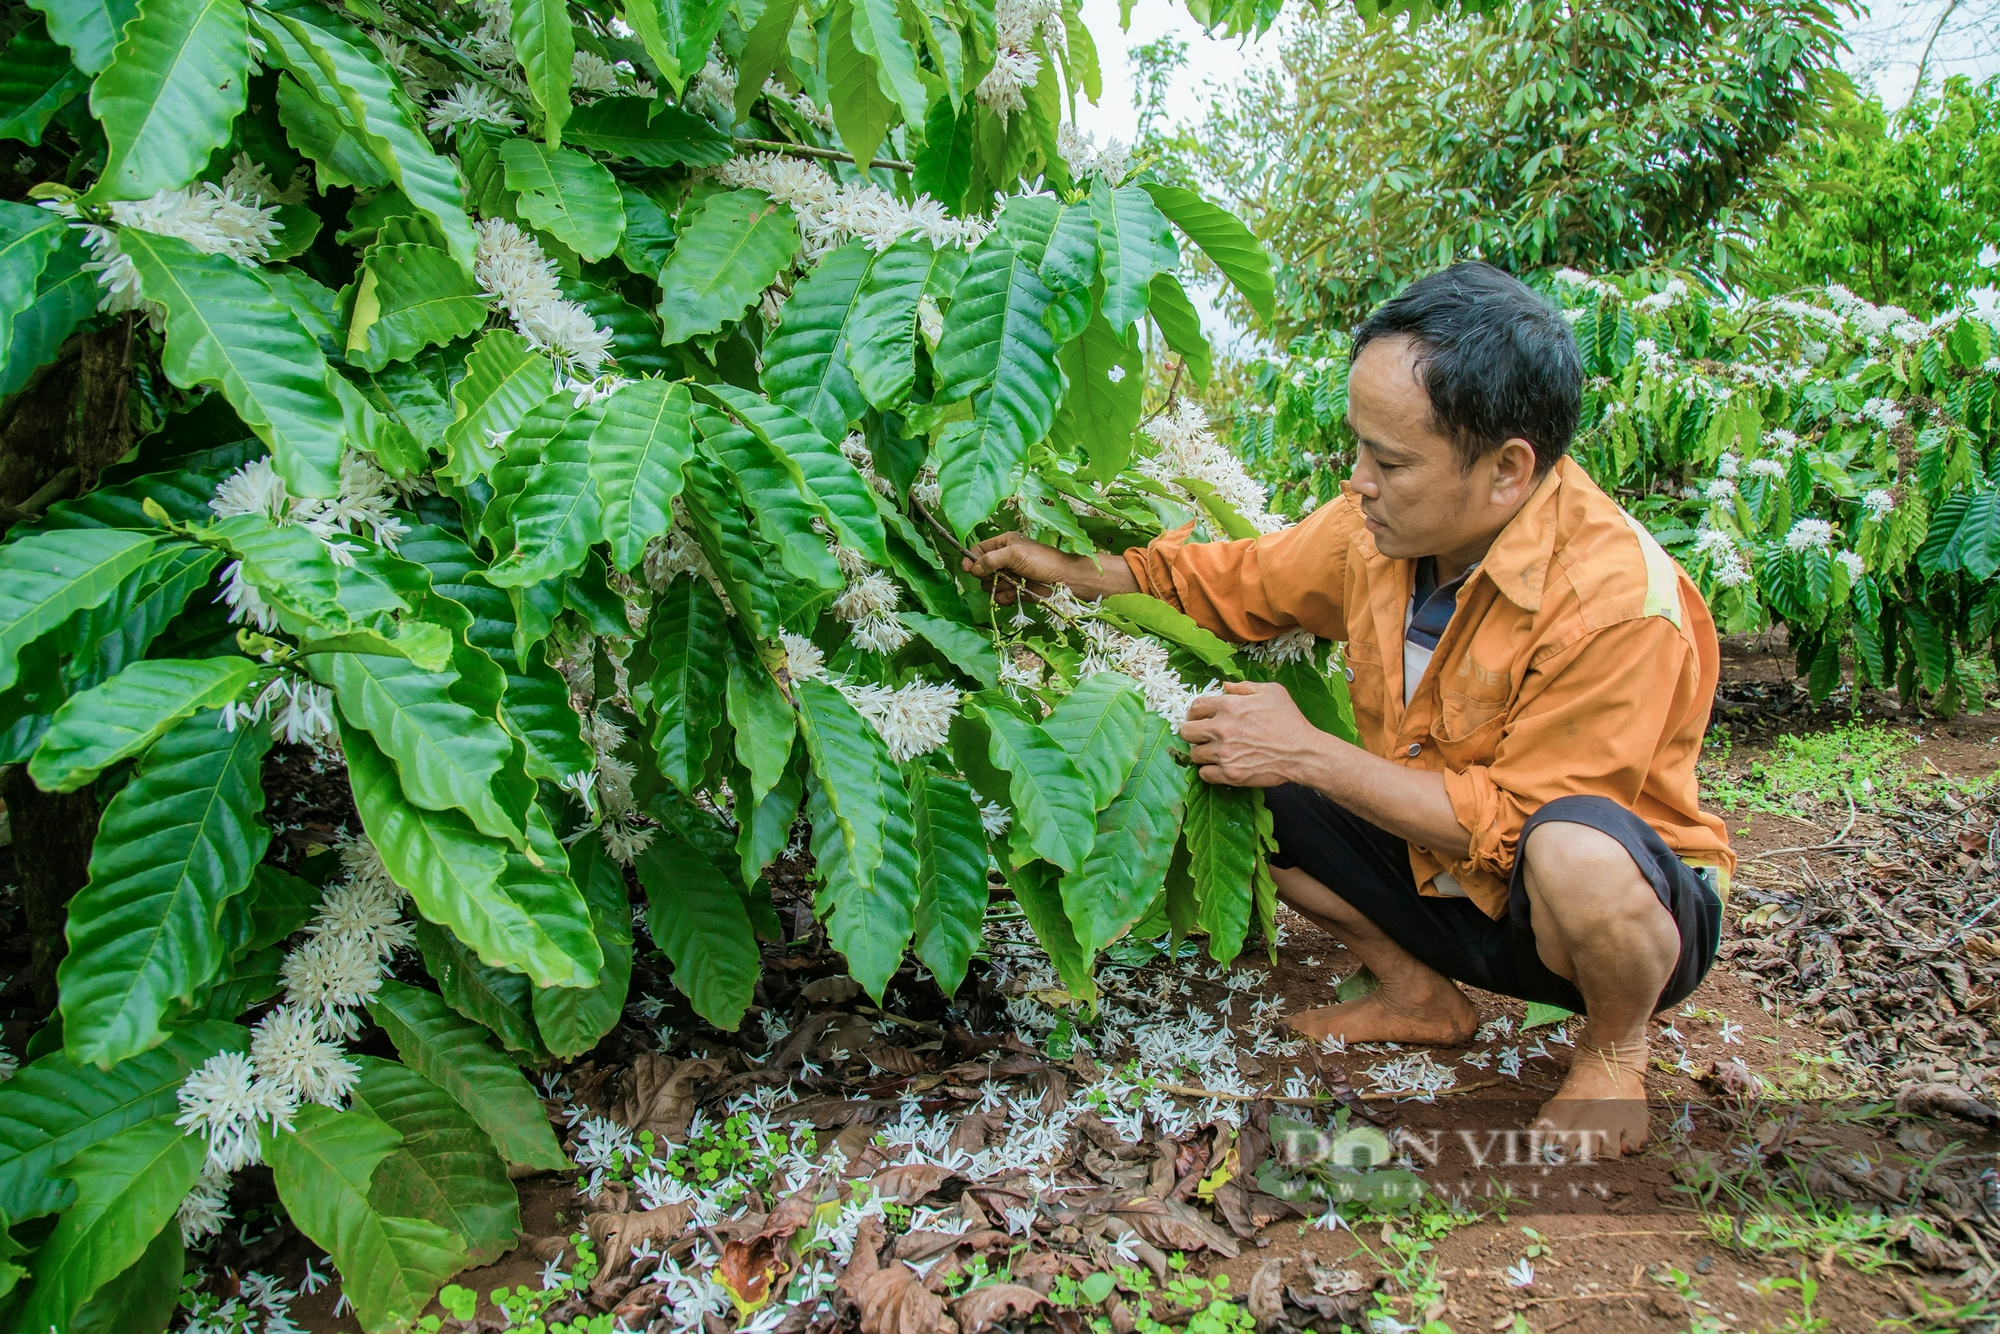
[1264,786,1723,1013]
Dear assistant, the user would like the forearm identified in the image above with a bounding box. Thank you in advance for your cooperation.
[1292,736,1472,859]
[1057,551,1139,599]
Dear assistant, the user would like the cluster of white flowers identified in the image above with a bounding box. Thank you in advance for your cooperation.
[1862,487,1897,518]
[1074,617,1206,727]
[978,0,1063,117]
[1056,123,1130,185]
[222,674,338,745]
[1714,452,1739,478]
[1826,284,1930,345]
[1703,476,1738,502]
[1837,549,1866,583]
[838,433,898,500]
[585,712,656,864]
[1243,626,1316,666]
[760,76,834,130]
[830,565,912,655]
[174,837,407,1238]
[839,680,961,762]
[1137,400,1284,534]
[780,631,826,682]
[426,80,521,131]
[179,1267,310,1333]
[1551,268,1618,300]
[213,454,413,549]
[459,0,518,70]
[1785,518,1835,553]
[1745,458,1785,479]
[1362,1051,1459,1102]
[49,176,282,320]
[1693,528,1753,590]
[1858,396,1906,431]
[712,153,990,259]
[1633,278,1689,313]
[473,217,615,375]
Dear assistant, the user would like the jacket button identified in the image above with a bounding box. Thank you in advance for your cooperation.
[1343,667,1355,682]
[1406,743,1422,757]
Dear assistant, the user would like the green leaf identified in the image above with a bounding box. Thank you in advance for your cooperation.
[567,96,732,166]
[442,331,556,485]
[1145,272,1210,387]
[1186,778,1255,966]
[484,399,605,588]
[647,574,730,793]
[912,94,972,209]
[693,401,843,589]
[410,918,545,1060]
[910,767,986,997]
[346,724,598,988]
[1054,311,1143,479]
[533,838,633,1057]
[87,0,249,201]
[1522,1001,1573,1031]
[981,707,1095,873]
[637,830,758,1030]
[69,1213,181,1334]
[848,237,958,411]
[0,1021,243,1221]
[27,0,137,74]
[12,1114,202,1334]
[646,0,730,88]
[761,239,873,443]
[1040,672,1145,810]
[827,0,895,170]
[1090,178,1178,338]
[1059,712,1183,958]
[848,0,928,129]
[733,0,799,123]
[365,978,569,1170]
[994,194,1058,268]
[322,652,527,845]
[679,452,781,638]
[617,181,678,274]
[796,676,898,886]
[119,229,345,499]
[1007,859,1094,1003]
[698,383,889,566]
[242,863,319,952]
[933,237,1060,535]
[1267,656,1357,744]
[500,139,625,261]
[348,1056,519,1269]
[1101,593,1240,670]
[726,636,795,807]
[0,528,160,697]
[255,6,477,274]
[1140,182,1273,327]
[899,610,998,687]
[509,0,571,145]
[277,68,391,189]
[265,1103,468,1333]
[59,711,271,1068]
[656,189,798,345]
[807,753,917,1003]
[738,748,803,889]
[29,657,260,792]
[0,202,64,358]
[345,243,488,373]
[0,17,88,145]
[591,378,694,573]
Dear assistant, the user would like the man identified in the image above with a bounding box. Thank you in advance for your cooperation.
[963,262,1730,1156]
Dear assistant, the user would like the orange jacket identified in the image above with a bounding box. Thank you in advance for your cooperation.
[1123,457,1733,919]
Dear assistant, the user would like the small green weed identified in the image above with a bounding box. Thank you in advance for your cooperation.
[1045,1263,1255,1334]
[1704,722,1925,814]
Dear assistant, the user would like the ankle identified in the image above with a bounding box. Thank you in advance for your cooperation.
[1576,1031,1650,1070]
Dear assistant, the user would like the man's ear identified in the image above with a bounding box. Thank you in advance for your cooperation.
[1491,438,1539,507]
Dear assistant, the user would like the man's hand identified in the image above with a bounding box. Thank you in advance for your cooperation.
[961,532,1139,604]
[1181,680,1326,788]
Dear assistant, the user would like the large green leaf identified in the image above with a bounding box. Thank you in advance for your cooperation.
[981,707,1094,873]
[345,724,598,987]
[733,0,798,122]
[365,978,569,1170]
[0,1021,242,1221]
[27,0,136,74]
[826,0,893,170]
[1053,311,1143,480]
[796,677,896,888]
[119,229,344,499]
[441,331,557,485]
[847,237,957,411]
[726,633,794,807]
[592,378,694,573]
[0,17,88,145]
[899,611,997,687]
[1090,178,1178,337]
[1186,777,1256,966]
[345,243,487,372]
[1101,593,1240,670]
[647,574,729,793]
[348,1056,520,1268]
[533,838,632,1057]
[69,1213,181,1334]
[694,403,842,589]
[87,0,248,201]
[637,830,758,1030]
[12,1115,201,1334]
[500,139,625,261]
[29,657,260,793]
[1058,712,1183,958]
[567,96,732,166]
[0,233,92,396]
[679,452,781,638]
[623,0,728,89]
[277,66,391,189]
[932,237,1061,535]
[1008,859,1094,1003]
[0,201,64,358]
[265,1103,468,1334]
[255,6,476,273]
[807,759,917,1003]
[1145,271,1211,387]
[484,401,605,588]
[1140,182,1274,327]
[910,767,986,997]
[848,0,927,130]
[59,711,271,1068]
[1040,672,1145,810]
[322,651,527,844]
[509,0,571,145]
[761,239,873,443]
[0,528,159,697]
[698,384,889,565]
[411,918,545,1060]
[656,189,799,345]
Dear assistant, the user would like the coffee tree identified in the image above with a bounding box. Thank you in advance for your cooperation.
[0,0,1351,1324]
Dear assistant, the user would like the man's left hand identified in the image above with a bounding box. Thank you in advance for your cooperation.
[1181,680,1324,787]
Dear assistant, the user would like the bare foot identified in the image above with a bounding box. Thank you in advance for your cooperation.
[1532,1041,1652,1158]
[1283,984,1478,1046]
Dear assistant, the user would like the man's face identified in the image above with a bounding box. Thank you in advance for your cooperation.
[1344,335,1532,564]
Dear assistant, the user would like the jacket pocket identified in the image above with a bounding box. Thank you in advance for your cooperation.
[1429,695,1506,768]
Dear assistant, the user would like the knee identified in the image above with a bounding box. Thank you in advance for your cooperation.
[1522,821,1668,937]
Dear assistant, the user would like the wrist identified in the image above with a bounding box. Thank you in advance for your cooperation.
[1065,552,1138,600]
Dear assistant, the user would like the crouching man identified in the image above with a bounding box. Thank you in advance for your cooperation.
[963,261,1731,1155]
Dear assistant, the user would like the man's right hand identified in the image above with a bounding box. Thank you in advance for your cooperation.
[961,532,1140,604]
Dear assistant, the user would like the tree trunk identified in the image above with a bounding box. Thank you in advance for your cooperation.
[0,319,139,531]
[1,765,98,1011]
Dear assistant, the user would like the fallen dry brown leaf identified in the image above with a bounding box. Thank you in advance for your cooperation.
[870,1162,955,1205]
[952,1283,1046,1333]
[586,1202,695,1284]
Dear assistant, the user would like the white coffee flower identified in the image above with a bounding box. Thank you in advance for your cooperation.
[426,80,522,131]
[176,1162,234,1245]
[571,49,620,93]
[1836,550,1865,582]
[1785,518,1834,553]
[176,1051,297,1173]
[1703,477,1738,502]
[280,934,388,1041]
[1715,452,1739,478]
[1859,397,1905,430]
[1244,626,1315,666]
[832,570,901,623]
[838,680,961,761]
[250,1005,361,1108]
[978,800,1012,837]
[1138,400,1282,533]
[781,631,827,681]
[1862,488,1896,518]
[473,218,613,375]
[1746,459,1784,479]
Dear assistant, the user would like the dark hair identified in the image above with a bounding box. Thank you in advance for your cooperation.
[1351,261,1582,475]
